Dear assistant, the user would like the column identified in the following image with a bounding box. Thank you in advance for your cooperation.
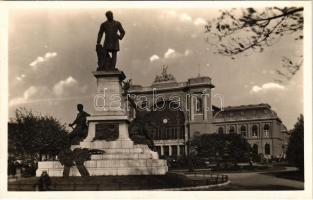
[258,123,261,154]
[247,124,251,138]
[184,124,188,140]
[169,145,172,156]
[203,94,208,120]
[160,145,164,156]
[177,145,180,156]
[190,95,194,121]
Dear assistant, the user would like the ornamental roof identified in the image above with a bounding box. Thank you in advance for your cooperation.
[213,103,281,122]
[153,65,176,84]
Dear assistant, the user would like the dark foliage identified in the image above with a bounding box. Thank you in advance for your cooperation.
[191,133,252,164]
[11,108,70,157]
[286,114,304,172]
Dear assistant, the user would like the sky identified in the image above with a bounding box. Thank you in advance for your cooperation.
[8,6,303,129]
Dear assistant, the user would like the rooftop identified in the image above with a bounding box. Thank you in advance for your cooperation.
[222,103,272,111]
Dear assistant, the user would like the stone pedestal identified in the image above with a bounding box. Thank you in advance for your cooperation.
[36,70,168,176]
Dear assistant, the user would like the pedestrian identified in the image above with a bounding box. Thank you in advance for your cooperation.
[37,171,51,191]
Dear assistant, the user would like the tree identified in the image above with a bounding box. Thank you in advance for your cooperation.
[128,110,156,149]
[205,6,303,82]
[286,114,304,172]
[191,133,252,165]
[10,108,70,159]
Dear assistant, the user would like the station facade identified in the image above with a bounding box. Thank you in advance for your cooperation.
[128,68,289,159]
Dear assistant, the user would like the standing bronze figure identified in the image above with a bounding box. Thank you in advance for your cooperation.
[96,11,125,70]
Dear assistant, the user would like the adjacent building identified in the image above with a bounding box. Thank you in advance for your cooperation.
[213,104,289,159]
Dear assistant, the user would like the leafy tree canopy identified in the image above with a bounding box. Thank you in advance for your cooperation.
[191,133,252,163]
[11,108,70,157]
[286,114,304,171]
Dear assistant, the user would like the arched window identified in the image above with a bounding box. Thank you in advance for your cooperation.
[265,144,271,155]
[264,124,270,137]
[218,127,224,134]
[229,126,235,134]
[252,144,258,154]
[240,125,247,137]
[252,125,258,137]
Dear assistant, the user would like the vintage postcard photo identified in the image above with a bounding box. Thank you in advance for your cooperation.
[0,1,312,199]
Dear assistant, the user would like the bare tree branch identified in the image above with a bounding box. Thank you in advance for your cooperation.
[205,6,303,81]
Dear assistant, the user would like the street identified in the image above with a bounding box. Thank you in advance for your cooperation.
[175,166,304,190]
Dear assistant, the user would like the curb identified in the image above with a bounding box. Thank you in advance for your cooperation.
[153,180,231,191]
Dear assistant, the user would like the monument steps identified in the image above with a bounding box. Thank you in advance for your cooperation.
[91,153,153,160]
[37,165,168,176]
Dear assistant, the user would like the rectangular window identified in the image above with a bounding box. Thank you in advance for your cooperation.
[163,146,169,156]
[172,146,178,156]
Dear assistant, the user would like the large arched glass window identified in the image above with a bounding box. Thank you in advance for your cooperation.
[240,125,247,137]
[218,127,224,134]
[229,126,235,134]
[252,125,258,137]
[265,143,271,155]
[264,124,270,137]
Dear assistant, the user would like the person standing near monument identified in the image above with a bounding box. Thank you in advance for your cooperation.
[97,11,125,70]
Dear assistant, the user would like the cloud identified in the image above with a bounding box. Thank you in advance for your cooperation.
[250,82,285,93]
[161,11,208,27]
[184,49,192,56]
[53,76,78,96]
[16,74,26,81]
[194,17,207,26]
[160,11,193,24]
[179,13,192,22]
[149,54,160,62]
[163,10,177,18]
[163,48,191,60]
[29,52,57,70]
[9,86,49,106]
[10,76,87,107]
[191,33,198,39]
[164,48,177,59]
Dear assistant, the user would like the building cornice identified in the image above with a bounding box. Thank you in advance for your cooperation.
[213,117,281,124]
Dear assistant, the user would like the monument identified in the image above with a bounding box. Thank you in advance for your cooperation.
[36,11,168,176]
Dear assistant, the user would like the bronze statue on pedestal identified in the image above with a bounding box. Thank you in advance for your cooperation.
[96,11,125,71]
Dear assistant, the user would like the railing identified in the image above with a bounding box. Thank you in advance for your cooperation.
[186,172,229,185]
[151,125,185,140]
